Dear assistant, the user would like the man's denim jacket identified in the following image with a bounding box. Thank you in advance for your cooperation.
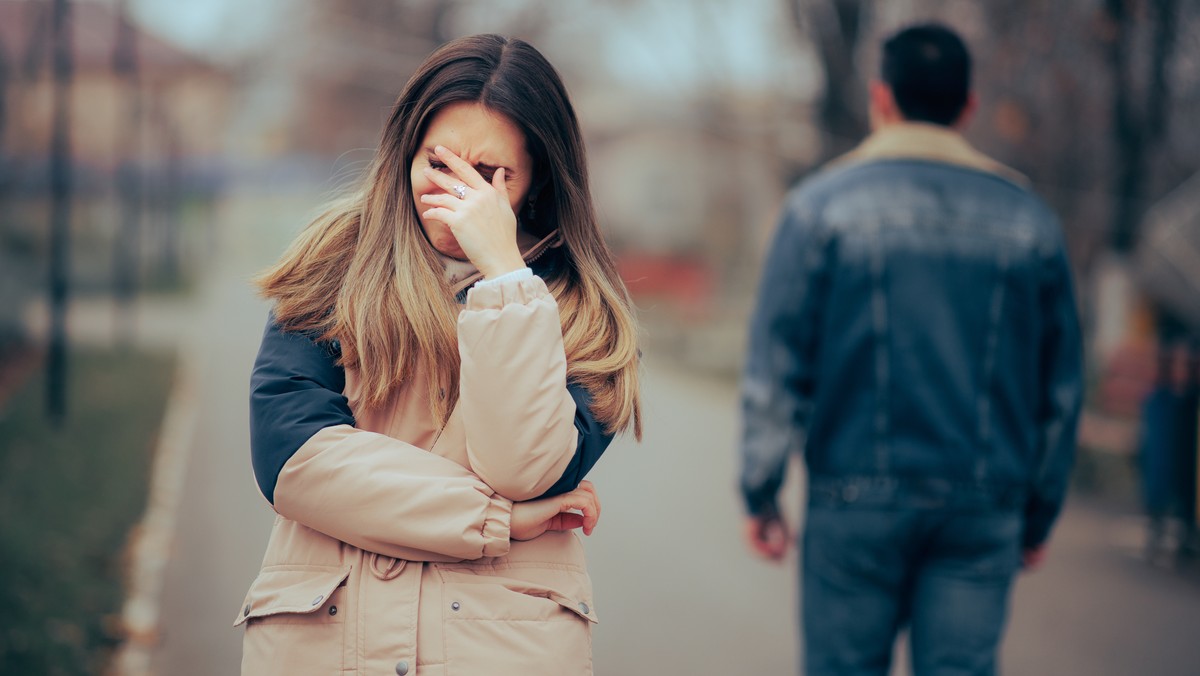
[740,123,1083,548]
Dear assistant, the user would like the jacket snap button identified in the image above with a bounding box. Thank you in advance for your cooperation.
[395,660,410,675]
[311,594,324,606]
[243,603,251,617]
[451,601,461,611]
[328,605,338,616]
[578,602,590,615]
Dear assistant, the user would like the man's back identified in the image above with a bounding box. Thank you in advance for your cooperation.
[793,150,1073,499]
[738,24,1084,676]
[742,126,1081,540]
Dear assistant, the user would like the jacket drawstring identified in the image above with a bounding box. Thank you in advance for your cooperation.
[370,552,406,581]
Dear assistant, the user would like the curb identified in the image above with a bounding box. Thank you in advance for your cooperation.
[108,354,200,676]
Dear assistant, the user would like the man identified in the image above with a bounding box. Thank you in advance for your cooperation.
[738,23,1083,676]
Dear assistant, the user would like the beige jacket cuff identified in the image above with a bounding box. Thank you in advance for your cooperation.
[464,274,550,311]
[481,494,514,558]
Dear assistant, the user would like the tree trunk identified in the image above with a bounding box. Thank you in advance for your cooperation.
[0,35,8,155]
[1104,0,1179,253]
[47,0,72,422]
[112,0,141,346]
[787,0,870,165]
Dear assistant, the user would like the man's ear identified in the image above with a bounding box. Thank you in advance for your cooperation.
[953,92,978,131]
[868,80,901,128]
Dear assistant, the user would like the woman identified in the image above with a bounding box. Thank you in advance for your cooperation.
[235,34,641,675]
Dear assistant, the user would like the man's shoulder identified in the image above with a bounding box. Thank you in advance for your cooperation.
[807,155,1033,195]
[786,157,1057,230]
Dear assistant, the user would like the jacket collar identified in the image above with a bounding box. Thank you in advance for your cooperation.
[441,228,562,296]
[829,122,1028,186]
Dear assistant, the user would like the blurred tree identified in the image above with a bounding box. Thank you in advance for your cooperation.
[286,0,463,156]
[0,17,11,358]
[967,1,1110,262]
[785,0,870,163]
[286,0,562,157]
[112,0,141,346]
[0,32,7,156]
[788,0,1198,271]
[1101,0,1181,253]
[47,0,73,422]
[160,117,181,285]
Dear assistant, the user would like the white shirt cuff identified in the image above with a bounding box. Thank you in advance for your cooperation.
[475,267,533,287]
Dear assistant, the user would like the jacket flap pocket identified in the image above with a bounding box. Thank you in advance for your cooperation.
[233,564,351,627]
[546,590,598,624]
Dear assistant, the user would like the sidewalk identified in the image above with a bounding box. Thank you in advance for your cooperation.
[591,356,1200,676]
[1002,498,1200,675]
[128,188,321,676]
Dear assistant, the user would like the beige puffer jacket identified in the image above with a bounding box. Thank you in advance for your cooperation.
[234,258,599,675]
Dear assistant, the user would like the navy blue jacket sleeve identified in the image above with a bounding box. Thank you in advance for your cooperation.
[249,316,354,505]
[537,383,616,499]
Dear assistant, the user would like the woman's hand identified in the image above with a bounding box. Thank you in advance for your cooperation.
[419,145,525,278]
[510,481,601,541]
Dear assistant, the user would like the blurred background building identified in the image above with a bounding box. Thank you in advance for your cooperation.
[0,0,230,345]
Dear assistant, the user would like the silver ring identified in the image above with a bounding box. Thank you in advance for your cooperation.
[451,184,467,200]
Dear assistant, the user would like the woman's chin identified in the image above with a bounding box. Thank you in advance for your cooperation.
[433,240,469,261]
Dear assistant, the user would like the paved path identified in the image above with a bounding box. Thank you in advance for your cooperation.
[586,361,1200,676]
[584,361,801,675]
[144,191,1200,675]
[1003,502,1200,675]
[149,191,313,676]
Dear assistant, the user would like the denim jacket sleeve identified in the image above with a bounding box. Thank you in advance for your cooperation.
[249,314,612,506]
[1023,240,1084,548]
[739,199,829,517]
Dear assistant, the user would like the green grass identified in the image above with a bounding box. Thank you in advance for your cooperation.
[0,349,176,676]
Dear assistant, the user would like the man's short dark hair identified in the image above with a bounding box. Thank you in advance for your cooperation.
[881,24,971,126]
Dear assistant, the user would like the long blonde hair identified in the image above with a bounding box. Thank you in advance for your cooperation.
[256,34,641,439]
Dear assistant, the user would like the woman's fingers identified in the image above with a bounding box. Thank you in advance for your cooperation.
[509,484,602,541]
[492,166,509,203]
[551,512,585,532]
[422,165,470,196]
[419,192,460,209]
[420,206,456,225]
[575,480,600,526]
[561,487,599,536]
[434,145,488,189]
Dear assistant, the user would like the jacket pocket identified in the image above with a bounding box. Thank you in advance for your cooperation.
[439,570,595,676]
[235,564,352,675]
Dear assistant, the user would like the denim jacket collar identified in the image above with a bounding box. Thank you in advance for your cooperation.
[830,122,1028,187]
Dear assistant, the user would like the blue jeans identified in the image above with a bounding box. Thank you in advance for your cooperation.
[802,506,1022,676]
